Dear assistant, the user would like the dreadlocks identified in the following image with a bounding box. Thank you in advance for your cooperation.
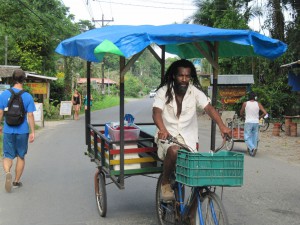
[157,59,203,104]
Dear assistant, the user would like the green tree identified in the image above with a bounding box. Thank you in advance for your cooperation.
[0,0,79,73]
[265,0,285,41]
[124,73,143,97]
[185,0,299,116]
[185,0,251,28]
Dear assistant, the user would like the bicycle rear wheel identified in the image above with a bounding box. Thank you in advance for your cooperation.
[156,174,176,225]
[196,192,229,225]
[95,171,107,217]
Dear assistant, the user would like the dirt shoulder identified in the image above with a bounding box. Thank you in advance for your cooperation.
[259,125,300,165]
[199,114,300,166]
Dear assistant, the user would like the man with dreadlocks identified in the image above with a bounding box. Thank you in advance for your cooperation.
[152,59,231,201]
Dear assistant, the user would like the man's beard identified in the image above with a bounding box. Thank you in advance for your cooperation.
[174,83,189,95]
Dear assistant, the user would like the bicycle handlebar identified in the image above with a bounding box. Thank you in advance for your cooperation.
[161,135,232,153]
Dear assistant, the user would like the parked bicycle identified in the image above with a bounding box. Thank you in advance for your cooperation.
[156,136,244,225]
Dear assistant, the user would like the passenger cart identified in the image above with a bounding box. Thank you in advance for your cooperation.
[225,116,245,151]
[86,123,162,216]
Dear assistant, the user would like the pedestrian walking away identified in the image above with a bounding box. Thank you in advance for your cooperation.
[0,69,36,193]
[72,89,81,120]
[152,59,231,202]
[240,91,268,157]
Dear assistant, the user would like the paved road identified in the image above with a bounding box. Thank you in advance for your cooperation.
[1,97,300,225]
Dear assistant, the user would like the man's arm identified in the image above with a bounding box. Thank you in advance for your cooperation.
[240,102,246,118]
[0,110,3,133]
[204,104,231,136]
[27,112,35,143]
[258,103,268,119]
[152,107,169,140]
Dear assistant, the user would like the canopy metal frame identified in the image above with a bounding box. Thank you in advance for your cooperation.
[85,42,220,188]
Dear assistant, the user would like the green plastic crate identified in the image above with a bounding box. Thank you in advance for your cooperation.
[176,150,244,187]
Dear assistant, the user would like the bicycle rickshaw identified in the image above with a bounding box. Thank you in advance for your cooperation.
[55,24,287,222]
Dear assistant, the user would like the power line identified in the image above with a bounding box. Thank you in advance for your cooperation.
[16,0,55,30]
[127,0,194,7]
[80,0,95,20]
[93,0,197,10]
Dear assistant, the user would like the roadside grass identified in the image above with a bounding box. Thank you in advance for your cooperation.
[78,95,139,115]
[82,95,120,113]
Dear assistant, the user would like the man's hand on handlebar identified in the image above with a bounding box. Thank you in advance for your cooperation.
[157,129,170,140]
[161,135,195,152]
[220,125,232,139]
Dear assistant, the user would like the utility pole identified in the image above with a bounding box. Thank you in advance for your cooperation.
[93,14,114,95]
[5,35,8,65]
[93,14,114,27]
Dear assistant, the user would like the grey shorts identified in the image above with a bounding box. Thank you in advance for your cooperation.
[157,135,185,160]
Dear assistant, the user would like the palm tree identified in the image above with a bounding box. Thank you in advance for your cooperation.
[184,0,260,28]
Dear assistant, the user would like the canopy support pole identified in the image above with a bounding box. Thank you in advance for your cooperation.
[210,42,219,151]
[160,45,166,83]
[193,41,220,151]
[194,43,219,70]
[119,57,126,188]
[85,61,91,148]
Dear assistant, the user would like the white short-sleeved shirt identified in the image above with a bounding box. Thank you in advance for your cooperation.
[153,84,210,149]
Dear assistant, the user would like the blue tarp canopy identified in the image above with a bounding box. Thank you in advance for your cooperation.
[55,24,287,62]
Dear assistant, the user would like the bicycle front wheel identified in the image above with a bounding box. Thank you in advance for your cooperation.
[196,192,229,225]
[156,174,176,225]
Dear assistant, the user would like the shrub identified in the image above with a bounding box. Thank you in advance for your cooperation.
[43,98,60,120]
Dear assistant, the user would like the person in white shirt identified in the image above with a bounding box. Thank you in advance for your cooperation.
[152,59,231,201]
[240,92,267,157]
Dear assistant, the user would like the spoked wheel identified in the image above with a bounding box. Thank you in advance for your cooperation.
[260,119,269,132]
[156,174,176,225]
[225,138,234,151]
[197,192,229,225]
[280,122,285,132]
[94,170,107,217]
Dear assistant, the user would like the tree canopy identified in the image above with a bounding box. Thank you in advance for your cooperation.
[0,0,81,73]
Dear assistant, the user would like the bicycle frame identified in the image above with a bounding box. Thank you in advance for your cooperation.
[175,183,206,225]
[175,182,197,224]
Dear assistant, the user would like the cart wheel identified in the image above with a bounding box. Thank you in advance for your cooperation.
[225,138,234,151]
[95,171,107,217]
